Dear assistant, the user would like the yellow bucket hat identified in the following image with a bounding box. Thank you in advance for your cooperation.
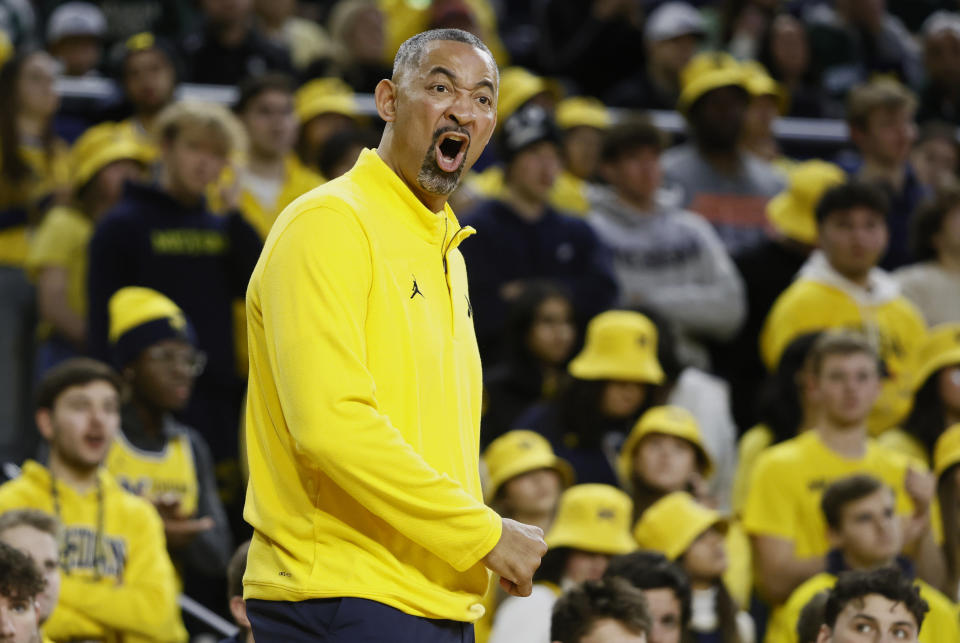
[546,484,637,555]
[295,77,358,125]
[617,405,713,487]
[0,31,11,67]
[740,60,788,114]
[555,96,611,131]
[633,491,727,560]
[677,51,748,115]
[913,323,960,391]
[568,311,665,384]
[934,424,960,478]
[498,67,561,125]
[108,287,195,367]
[70,122,153,190]
[482,430,574,502]
[766,160,847,245]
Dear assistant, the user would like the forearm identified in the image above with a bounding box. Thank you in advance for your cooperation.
[37,271,84,345]
[644,281,745,340]
[58,575,182,638]
[756,555,825,604]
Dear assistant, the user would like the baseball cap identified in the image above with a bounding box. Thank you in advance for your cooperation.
[644,2,706,44]
[499,103,562,164]
[47,2,107,44]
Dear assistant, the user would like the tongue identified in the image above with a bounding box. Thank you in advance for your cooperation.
[436,141,462,173]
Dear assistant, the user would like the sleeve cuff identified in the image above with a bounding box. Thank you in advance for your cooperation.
[451,508,502,572]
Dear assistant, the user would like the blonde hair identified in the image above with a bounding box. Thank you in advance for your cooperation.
[153,100,247,158]
[846,79,917,131]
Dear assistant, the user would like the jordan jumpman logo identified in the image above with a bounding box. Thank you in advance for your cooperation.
[410,276,424,299]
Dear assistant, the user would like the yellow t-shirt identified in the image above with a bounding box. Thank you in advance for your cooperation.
[465,166,592,216]
[106,429,199,518]
[765,572,959,643]
[0,461,187,642]
[24,205,92,340]
[743,431,915,559]
[732,424,775,516]
[877,428,929,468]
[724,521,753,609]
[760,278,927,434]
[0,140,70,266]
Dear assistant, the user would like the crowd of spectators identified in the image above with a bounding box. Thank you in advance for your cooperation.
[2,0,960,642]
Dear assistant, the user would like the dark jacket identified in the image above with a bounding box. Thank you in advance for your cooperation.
[180,22,292,86]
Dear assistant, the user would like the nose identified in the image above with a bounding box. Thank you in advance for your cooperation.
[445,90,476,128]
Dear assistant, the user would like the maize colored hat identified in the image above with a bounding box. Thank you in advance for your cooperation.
[546,484,636,555]
[617,405,713,487]
[497,67,561,125]
[934,423,960,478]
[740,60,788,115]
[108,287,195,368]
[568,311,665,384]
[482,430,574,502]
[677,51,748,115]
[766,160,847,245]
[556,96,612,131]
[0,31,11,67]
[295,77,358,124]
[633,491,727,560]
[913,323,960,391]
[70,122,153,190]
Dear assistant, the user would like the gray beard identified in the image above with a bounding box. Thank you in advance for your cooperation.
[416,139,469,196]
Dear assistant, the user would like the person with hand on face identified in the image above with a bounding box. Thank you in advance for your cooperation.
[0,510,61,643]
[551,577,652,643]
[104,287,231,579]
[0,542,44,643]
[765,475,959,643]
[604,551,691,643]
[490,484,637,643]
[743,333,939,606]
[242,29,546,642]
[814,567,928,643]
[0,359,186,642]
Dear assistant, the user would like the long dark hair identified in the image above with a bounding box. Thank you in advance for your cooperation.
[938,463,960,599]
[676,556,743,643]
[533,547,571,586]
[499,280,575,373]
[902,375,948,456]
[757,332,822,445]
[0,49,55,185]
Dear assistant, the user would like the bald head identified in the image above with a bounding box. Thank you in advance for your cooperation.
[392,28,497,85]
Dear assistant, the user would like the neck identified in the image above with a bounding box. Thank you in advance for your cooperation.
[18,113,46,140]
[48,452,99,493]
[247,152,286,179]
[502,184,547,222]
[691,578,715,591]
[843,551,894,572]
[617,189,655,213]
[742,136,779,162]
[134,110,162,133]
[859,159,905,192]
[160,168,203,208]
[817,421,868,458]
[130,395,165,439]
[697,143,741,173]
[938,250,960,272]
[830,258,872,288]
[376,144,447,213]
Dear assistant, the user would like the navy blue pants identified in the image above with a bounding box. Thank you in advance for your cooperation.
[246,597,476,643]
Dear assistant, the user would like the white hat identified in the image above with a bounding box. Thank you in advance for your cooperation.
[644,2,706,44]
[922,11,960,39]
[47,2,107,43]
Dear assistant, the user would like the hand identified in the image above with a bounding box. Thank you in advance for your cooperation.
[905,468,935,513]
[482,518,547,597]
[153,496,214,548]
[219,165,242,212]
[499,281,525,302]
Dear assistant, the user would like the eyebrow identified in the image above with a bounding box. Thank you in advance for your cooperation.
[427,66,495,93]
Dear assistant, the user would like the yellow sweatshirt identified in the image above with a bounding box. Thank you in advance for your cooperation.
[0,461,186,642]
[243,148,502,621]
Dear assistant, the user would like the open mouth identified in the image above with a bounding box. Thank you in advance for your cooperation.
[435,132,469,173]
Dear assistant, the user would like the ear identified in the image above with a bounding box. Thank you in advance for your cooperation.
[375,79,398,123]
[229,595,250,629]
[35,409,54,443]
[826,526,843,549]
[816,623,832,643]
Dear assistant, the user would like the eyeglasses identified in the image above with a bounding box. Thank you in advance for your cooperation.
[145,346,207,376]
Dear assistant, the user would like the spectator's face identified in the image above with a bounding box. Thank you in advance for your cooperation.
[837,0,886,32]
[813,353,881,429]
[242,88,297,159]
[600,381,647,419]
[124,50,175,115]
[833,488,900,569]
[819,207,888,281]
[506,141,562,205]
[17,52,58,121]
[937,366,960,416]
[634,434,697,493]
[934,206,960,260]
[681,526,727,582]
[691,87,747,151]
[382,39,497,204]
[856,107,916,167]
[743,94,779,141]
[641,588,683,643]
[0,527,59,624]
[162,126,229,198]
[50,35,102,77]
[769,14,809,81]
[911,137,958,190]
[254,0,294,24]
[345,7,385,65]
[129,338,200,413]
[202,0,253,25]
[526,295,576,366]
[0,594,39,643]
[648,34,700,78]
[301,113,355,167]
[36,381,120,474]
[564,550,611,584]
[580,618,648,643]
[86,160,145,215]
[563,126,603,180]
[501,469,562,518]
[603,146,661,206]
[817,594,918,643]
[924,30,960,87]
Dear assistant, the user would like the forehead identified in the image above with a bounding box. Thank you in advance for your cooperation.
[823,206,885,225]
[837,594,917,629]
[820,351,877,371]
[843,488,894,514]
[643,587,681,613]
[415,40,497,86]
[57,380,119,404]
[0,525,57,556]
